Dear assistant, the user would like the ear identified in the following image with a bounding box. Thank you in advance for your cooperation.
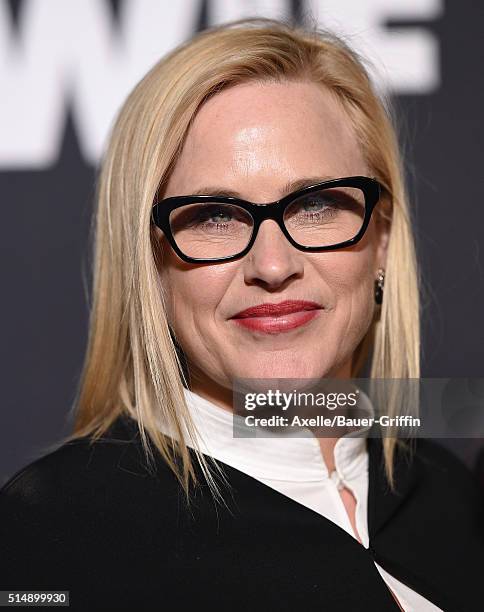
[151,225,167,274]
[375,214,390,270]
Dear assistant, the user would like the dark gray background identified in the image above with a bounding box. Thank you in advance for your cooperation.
[1,0,483,487]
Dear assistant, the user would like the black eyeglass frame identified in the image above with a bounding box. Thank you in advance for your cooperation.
[150,175,382,264]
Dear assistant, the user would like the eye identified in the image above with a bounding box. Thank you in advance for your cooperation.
[286,192,341,223]
[300,194,335,212]
[294,188,364,214]
[169,202,253,236]
[198,206,234,223]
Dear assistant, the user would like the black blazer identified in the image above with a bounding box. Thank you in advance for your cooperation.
[0,414,482,612]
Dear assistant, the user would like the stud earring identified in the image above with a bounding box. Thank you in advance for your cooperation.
[374,268,385,305]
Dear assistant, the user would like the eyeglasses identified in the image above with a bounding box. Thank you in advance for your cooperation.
[151,175,382,263]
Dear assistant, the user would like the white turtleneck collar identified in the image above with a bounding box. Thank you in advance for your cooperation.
[156,385,373,486]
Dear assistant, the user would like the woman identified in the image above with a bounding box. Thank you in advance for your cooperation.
[0,17,482,612]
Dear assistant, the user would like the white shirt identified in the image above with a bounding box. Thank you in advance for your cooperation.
[156,387,443,611]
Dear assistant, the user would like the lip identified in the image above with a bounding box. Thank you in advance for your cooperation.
[230,300,322,334]
[232,300,322,318]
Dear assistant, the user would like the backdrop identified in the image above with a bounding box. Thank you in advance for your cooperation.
[1,0,483,487]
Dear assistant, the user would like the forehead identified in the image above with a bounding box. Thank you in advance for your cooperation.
[165,80,367,197]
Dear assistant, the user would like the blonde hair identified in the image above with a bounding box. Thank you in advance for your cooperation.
[67,17,420,502]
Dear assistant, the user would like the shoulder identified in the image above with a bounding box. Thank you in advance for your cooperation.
[402,437,483,529]
[0,416,194,593]
[369,436,484,600]
[412,437,480,491]
[370,434,483,534]
[0,415,182,521]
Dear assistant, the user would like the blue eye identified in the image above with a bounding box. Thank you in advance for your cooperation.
[198,207,234,224]
[301,195,335,212]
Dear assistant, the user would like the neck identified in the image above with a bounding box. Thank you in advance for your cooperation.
[317,438,339,473]
[186,358,354,476]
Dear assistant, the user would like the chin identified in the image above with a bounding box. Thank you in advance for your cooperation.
[231,360,330,382]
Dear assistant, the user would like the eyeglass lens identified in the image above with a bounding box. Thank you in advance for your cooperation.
[168,186,366,259]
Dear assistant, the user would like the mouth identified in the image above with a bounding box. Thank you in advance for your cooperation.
[231,309,321,334]
[230,300,322,335]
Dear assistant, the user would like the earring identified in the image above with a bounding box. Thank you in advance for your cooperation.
[374,268,385,305]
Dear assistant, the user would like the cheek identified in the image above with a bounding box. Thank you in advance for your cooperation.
[160,262,229,329]
[317,250,375,327]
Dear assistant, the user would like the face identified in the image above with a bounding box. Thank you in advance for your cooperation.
[154,80,388,409]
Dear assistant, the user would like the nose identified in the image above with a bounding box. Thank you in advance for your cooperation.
[242,219,304,289]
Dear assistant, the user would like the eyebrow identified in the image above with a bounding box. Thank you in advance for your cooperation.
[187,175,338,200]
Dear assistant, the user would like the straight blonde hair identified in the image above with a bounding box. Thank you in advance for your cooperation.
[67,17,420,502]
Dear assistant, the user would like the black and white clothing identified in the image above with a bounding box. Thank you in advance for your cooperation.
[0,394,482,611]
